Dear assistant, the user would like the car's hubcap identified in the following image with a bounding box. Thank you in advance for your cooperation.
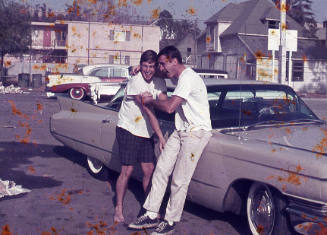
[87,157,103,174]
[71,88,84,99]
[249,186,275,235]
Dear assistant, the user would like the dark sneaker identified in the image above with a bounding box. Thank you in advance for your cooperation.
[151,220,175,235]
[128,215,159,230]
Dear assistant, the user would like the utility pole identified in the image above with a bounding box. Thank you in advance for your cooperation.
[278,0,287,84]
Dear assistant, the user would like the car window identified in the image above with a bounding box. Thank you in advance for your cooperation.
[109,67,128,77]
[90,68,109,77]
[209,85,320,129]
[104,86,125,111]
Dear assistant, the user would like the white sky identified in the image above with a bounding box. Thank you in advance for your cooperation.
[29,0,327,25]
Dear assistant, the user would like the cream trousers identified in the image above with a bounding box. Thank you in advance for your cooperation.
[143,129,212,222]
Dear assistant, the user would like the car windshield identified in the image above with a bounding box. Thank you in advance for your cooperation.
[206,84,321,129]
[107,83,321,129]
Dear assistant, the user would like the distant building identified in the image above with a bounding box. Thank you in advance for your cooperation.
[197,0,327,92]
[5,20,160,76]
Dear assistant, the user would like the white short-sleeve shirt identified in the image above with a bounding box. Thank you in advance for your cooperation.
[117,73,167,138]
[172,67,212,132]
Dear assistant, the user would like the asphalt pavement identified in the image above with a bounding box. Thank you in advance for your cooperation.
[0,91,248,235]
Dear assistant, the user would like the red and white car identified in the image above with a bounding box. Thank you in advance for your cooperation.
[46,64,130,100]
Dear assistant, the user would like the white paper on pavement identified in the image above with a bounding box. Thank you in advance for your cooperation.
[0,84,26,94]
[0,179,31,198]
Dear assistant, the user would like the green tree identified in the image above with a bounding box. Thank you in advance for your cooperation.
[273,0,317,34]
[0,0,31,82]
[156,10,200,49]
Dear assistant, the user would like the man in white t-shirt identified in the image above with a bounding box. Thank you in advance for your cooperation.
[128,46,212,234]
[114,50,167,223]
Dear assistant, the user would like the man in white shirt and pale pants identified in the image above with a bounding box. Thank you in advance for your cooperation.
[128,46,212,235]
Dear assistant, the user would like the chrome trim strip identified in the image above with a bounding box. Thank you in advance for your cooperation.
[51,130,114,155]
[283,192,327,206]
[190,178,221,189]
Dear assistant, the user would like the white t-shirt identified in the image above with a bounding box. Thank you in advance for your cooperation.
[117,73,167,138]
[172,67,212,132]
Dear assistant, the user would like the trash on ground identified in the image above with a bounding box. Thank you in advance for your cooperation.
[0,179,31,198]
[0,84,24,94]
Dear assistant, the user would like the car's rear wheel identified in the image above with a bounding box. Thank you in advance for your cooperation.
[86,156,108,180]
[247,182,293,235]
[69,87,85,100]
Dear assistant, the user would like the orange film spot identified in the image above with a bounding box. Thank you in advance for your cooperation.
[88,0,97,4]
[302,55,307,62]
[57,189,71,205]
[302,127,308,131]
[190,153,195,161]
[70,108,78,113]
[312,130,327,159]
[296,164,303,173]
[20,137,30,144]
[186,7,196,15]
[118,0,128,7]
[282,184,286,191]
[33,64,40,70]
[23,114,30,120]
[132,0,143,6]
[8,100,22,117]
[208,53,211,59]
[281,23,287,31]
[256,224,264,234]
[147,0,152,2]
[255,50,264,61]
[135,116,142,123]
[37,103,43,112]
[271,149,276,153]
[206,36,211,44]
[284,127,291,135]
[242,110,252,116]
[133,32,141,39]
[4,61,12,67]
[26,128,32,136]
[28,166,35,174]
[1,224,12,235]
[151,8,160,19]
[48,12,56,18]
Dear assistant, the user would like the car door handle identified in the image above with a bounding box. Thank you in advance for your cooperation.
[102,119,111,124]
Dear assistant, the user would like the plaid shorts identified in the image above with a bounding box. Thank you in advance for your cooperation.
[116,126,155,165]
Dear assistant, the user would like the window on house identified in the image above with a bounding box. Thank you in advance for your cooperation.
[109,55,121,64]
[187,48,191,56]
[267,20,279,29]
[124,56,130,65]
[286,60,304,82]
[109,30,131,41]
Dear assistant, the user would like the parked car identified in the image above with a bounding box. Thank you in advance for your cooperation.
[46,64,130,100]
[193,68,228,79]
[50,79,327,235]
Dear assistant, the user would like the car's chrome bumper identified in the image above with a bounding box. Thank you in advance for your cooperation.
[286,197,327,233]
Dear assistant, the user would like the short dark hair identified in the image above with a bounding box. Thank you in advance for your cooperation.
[140,50,157,64]
[158,46,183,64]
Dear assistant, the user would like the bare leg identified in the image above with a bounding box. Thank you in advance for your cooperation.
[114,165,134,223]
[141,162,154,194]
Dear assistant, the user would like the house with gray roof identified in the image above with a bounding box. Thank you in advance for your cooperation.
[197,0,327,92]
